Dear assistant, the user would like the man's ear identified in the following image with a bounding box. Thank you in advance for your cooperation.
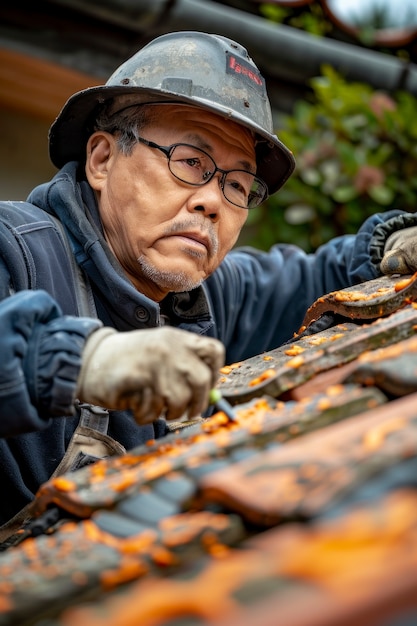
[85,132,115,190]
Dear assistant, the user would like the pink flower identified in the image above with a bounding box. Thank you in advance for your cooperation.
[354,165,385,193]
[369,92,396,118]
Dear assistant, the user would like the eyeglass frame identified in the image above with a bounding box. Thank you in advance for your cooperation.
[135,136,268,209]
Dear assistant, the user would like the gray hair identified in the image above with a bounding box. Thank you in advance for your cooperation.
[93,103,156,155]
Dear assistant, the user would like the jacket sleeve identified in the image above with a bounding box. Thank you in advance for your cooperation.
[206,210,405,362]
[0,290,101,437]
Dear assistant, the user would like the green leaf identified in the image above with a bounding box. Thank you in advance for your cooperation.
[284,204,316,225]
[240,58,417,253]
[300,168,321,186]
[332,186,359,203]
[368,185,395,205]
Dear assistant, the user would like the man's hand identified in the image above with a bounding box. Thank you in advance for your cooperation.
[76,326,225,424]
[380,226,417,275]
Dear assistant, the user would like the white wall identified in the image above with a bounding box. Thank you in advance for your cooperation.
[0,106,56,200]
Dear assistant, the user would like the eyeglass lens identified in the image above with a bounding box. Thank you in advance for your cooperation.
[168,144,266,209]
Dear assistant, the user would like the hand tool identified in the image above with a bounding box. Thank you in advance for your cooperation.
[209,388,238,422]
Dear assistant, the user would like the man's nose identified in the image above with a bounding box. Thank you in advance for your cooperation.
[188,176,225,221]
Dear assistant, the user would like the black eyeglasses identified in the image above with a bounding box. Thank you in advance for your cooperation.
[137,136,268,209]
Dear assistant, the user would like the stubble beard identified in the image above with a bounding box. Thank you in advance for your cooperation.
[136,217,220,293]
[137,251,204,293]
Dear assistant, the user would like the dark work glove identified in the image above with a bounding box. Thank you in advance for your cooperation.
[380,226,417,275]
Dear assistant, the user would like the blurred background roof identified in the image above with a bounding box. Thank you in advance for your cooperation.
[2,0,417,120]
[1,0,416,199]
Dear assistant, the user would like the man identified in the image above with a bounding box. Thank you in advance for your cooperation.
[0,31,416,531]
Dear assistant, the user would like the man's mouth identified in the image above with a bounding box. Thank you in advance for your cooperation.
[177,233,211,253]
[163,219,219,258]
[169,231,213,256]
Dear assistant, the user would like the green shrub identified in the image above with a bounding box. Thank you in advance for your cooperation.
[240,65,417,252]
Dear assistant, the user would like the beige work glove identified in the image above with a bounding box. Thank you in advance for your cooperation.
[76,326,225,424]
[380,226,417,275]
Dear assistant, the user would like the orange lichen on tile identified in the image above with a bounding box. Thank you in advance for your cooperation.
[308,336,330,346]
[333,290,366,302]
[317,398,332,411]
[141,459,179,483]
[284,345,305,357]
[21,537,40,560]
[51,477,77,492]
[362,417,406,451]
[159,512,231,551]
[212,429,235,448]
[325,385,345,396]
[59,545,266,626]
[100,558,149,590]
[235,398,274,422]
[0,595,13,613]
[202,413,230,431]
[83,519,114,545]
[177,537,230,561]
[120,531,158,555]
[276,489,417,593]
[219,362,242,375]
[150,546,179,568]
[358,337,417,363]
[332,283,407,302]
[394,274,417,292]
[109,471,140,493]
[87,460,110,481]
[286,355,305,369]
[248,368,276,386]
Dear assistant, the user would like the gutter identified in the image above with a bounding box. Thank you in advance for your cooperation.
[2,0,416,115]
[49,0,417,96]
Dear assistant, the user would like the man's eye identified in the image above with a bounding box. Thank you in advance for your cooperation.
[226,179,247,195]
[184,157,202,168]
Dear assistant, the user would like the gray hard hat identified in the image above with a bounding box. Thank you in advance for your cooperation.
[49,31,295,195]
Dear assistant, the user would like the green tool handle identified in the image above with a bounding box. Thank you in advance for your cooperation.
[209,389,237,422]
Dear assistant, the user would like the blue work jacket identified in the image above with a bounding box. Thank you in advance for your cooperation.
[0,161,404,523]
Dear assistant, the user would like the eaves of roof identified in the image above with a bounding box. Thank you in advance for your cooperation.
[1,0,417,114]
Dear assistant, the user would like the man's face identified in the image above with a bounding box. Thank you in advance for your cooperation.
[86,104,256,301]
